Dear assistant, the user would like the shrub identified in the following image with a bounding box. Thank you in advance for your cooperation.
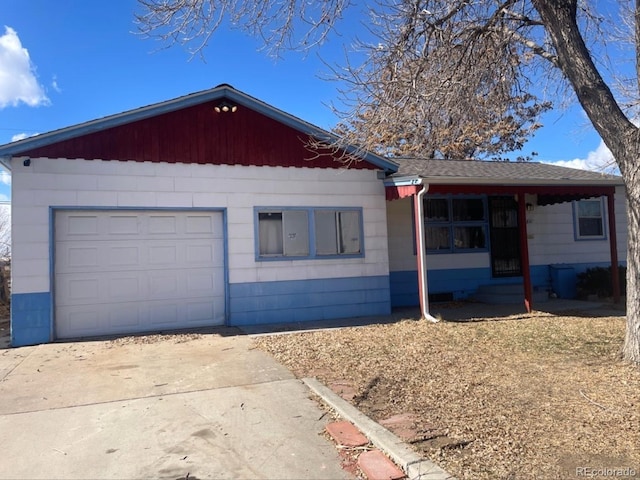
[576,265,626,299]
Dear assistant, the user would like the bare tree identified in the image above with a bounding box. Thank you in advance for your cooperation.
[135,0,350,57]
[0,206,10,260]
[137,0,640,364]
[328,3,552,160]
[0,206,11,305]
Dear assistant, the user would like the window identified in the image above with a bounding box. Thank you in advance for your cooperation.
[315,210,362,255]
[256,207,363,260]
[425,196,488,252]
[574,198,605,239]
[258,211,309,256]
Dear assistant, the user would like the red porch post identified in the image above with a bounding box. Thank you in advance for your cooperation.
[518,193,533,312]
[607,193,621,303]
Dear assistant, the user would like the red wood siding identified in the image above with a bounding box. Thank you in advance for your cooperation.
[19,101,375,170]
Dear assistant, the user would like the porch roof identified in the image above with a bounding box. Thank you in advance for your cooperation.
[390,158,623,186]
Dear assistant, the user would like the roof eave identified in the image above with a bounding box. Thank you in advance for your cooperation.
[417,176,624,187]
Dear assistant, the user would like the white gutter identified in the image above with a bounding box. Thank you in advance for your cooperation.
[415,182,439,323]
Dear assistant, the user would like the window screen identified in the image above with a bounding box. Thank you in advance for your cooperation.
[315,211,338,255]
[315,210,362,255]
[338,211,361,254]
[576,199,604,238]
[258,210,309,256]
[258,212,283,255]
[283,210,309,256]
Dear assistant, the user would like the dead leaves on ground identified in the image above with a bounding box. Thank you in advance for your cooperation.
[254,312,640,480]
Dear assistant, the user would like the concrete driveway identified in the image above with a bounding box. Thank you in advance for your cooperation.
[0,328,350,479]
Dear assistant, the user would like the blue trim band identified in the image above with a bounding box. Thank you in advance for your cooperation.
[391,266,551,306]
[228,275,391,326]
[390,261,627,307]
[11,292,52,346]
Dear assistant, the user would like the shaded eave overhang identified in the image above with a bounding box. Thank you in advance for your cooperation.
[0,85,398,174]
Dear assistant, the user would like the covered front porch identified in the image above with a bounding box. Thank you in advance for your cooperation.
[384,159,626,319]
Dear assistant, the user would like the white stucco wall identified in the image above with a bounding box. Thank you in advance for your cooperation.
[527,187,627,266]
[11,157,390,295]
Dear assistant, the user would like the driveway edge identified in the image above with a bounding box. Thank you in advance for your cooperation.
[303,377,456,480]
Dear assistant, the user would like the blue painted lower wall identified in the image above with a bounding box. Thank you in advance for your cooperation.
[229,275,391,326]
[11,292,52,347]
[10,277,391,345]
[390,262,621,307]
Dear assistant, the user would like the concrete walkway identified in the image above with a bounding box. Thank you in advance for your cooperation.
[0,329,350,480]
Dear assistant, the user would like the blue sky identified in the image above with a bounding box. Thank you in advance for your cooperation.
[0,0,615,204]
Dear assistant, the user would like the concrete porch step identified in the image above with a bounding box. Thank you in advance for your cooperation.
[473,283,549,304]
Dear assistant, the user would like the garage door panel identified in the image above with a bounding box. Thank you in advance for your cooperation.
[65,214,99,236]
[149,302,179,325]
[66,278,100,303]
[66,246,100,268]
[55,210,225,339]
[149,215,177,234]
[109,276,142,300]
[66,309,100,332]
[57,242,142,273]
[109,304,143,328]
[186,214,219,234]
[57,273,145,306]
[109,215,140,235]
[187,302,216,322]
[149,272,180,297]
[187,271,216,292]
[109,246,140,266]
[186,243,213,263]
[149,245,177,265]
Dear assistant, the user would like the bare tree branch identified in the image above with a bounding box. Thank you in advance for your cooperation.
[135,0,352,57]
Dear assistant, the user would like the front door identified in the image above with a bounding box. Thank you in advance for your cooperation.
[489,196,522,277]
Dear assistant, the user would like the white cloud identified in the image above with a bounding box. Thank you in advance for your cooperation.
[0,26,49,108]
[10,132,29,142]
[544,140,620,175]
[51,74,61,93]
[0,169,10,186]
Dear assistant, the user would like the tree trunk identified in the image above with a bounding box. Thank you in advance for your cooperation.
[624,185,640,363]
[533,0,640,364]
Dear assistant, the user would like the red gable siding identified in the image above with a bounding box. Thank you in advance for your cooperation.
[19,100,375,170]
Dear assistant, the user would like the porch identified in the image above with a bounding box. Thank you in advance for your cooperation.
[384,159,626,318]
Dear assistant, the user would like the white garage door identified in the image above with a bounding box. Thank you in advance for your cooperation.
[55,210,225,339]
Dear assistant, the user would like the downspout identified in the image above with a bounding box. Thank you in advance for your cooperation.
[415,182,439,322]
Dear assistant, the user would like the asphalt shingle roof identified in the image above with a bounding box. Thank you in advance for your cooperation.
[392,158,622,185]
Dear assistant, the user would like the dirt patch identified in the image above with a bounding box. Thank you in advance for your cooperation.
[255,309,640,480]
[108,332,204,346]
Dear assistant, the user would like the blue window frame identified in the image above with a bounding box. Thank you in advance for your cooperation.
[424,195,488,253]
[255,207,364,261]
[573,197,606,240]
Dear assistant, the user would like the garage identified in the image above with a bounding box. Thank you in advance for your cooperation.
[54,210,226,339]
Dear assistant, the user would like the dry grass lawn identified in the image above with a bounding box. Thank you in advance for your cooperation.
[255,307,640,479]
